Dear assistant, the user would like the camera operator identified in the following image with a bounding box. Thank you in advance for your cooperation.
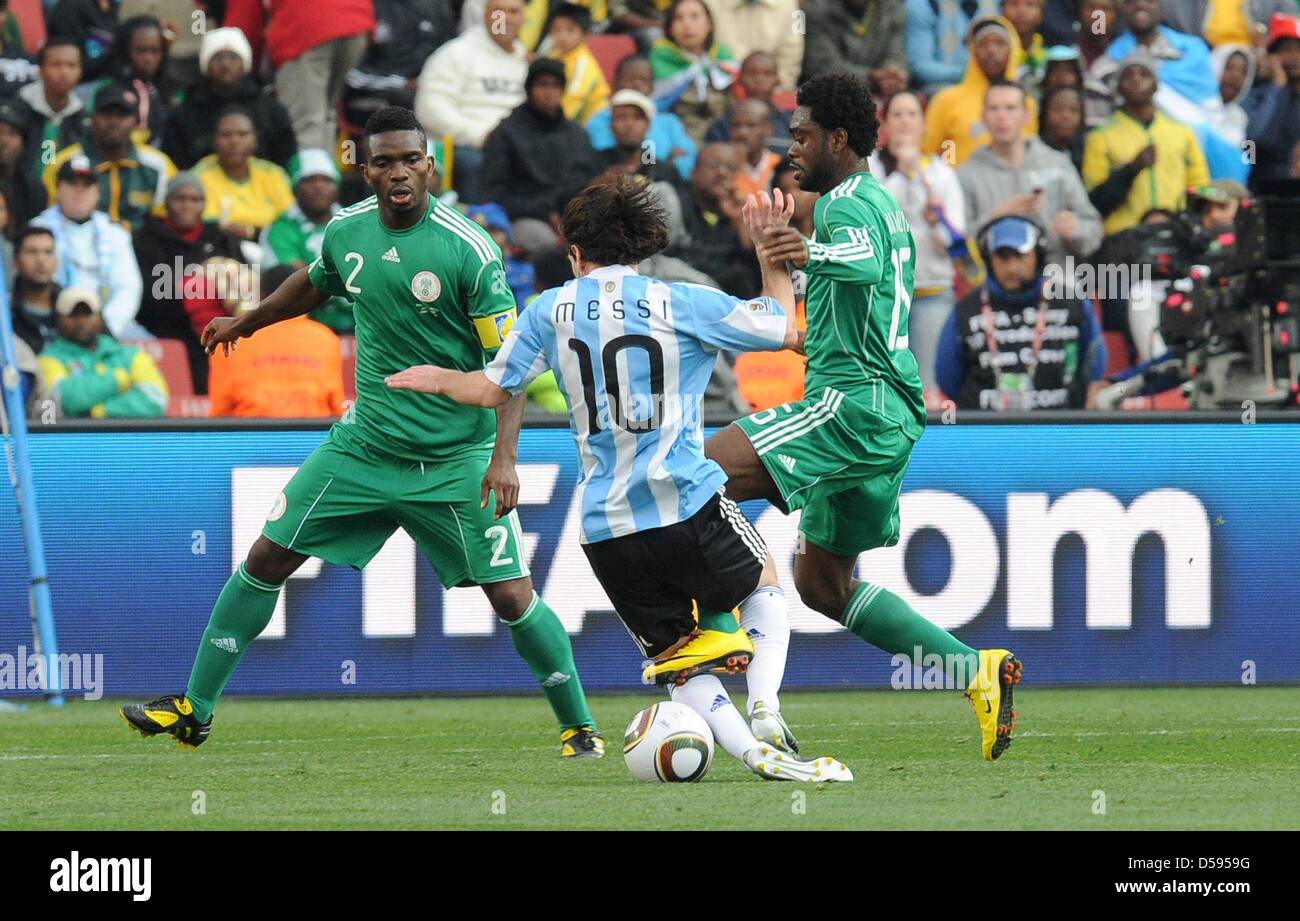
[1126,180,1250,361]
[936,215,1108,411]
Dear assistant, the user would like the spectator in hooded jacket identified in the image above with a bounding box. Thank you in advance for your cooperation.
[923,14,1039,165]
[479,58,603,256]
[133,172,244,393]
[1212,43,1257,152]
[13,38,88,172]
[0,101,47,225]
[416,0,529,202]
[906,0,1000,96]
[224,0,375,152]
[159,27,297,170]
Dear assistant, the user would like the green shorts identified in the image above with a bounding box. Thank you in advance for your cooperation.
[733,384,916,558]
[262,430,529,587]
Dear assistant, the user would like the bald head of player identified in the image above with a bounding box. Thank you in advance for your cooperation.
[787,72,879,195]
[361,106,433,229]
[560,175,669,276]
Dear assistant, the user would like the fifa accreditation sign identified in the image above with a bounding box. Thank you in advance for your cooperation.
[3,422,1298,696]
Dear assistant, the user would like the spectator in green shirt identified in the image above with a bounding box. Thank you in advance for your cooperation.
[37,284,169,419]
[259,147,353,333]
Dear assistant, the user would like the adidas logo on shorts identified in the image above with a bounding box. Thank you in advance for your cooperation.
[210,636,238,654]
[777,454,797,472]
[382,246,401,263]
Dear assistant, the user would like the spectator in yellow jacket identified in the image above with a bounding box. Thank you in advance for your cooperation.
[38,286,168,419]
[1082,49,1210,235]
[193,108,294,242]
[923,14,1039,166]
[546,3,611,125]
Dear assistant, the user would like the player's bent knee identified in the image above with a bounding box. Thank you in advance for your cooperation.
[245,536,308,586]
[482,576,535,622]
[793,566,851,621]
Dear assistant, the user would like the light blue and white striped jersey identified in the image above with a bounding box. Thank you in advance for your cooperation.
[484,264,787,544]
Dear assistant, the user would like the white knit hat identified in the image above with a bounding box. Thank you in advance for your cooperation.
[199,27,254,75]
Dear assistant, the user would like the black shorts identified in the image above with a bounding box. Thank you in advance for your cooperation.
[581,492,767,657]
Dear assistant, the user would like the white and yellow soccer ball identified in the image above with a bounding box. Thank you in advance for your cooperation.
[623,702,714,783]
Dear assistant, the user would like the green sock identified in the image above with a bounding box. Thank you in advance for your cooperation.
[696,608,740,633]
[185,563,281,722]
[505,594,596,732]
[842,582,978,686]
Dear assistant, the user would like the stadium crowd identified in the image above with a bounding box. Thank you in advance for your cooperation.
[3,0,1300,420]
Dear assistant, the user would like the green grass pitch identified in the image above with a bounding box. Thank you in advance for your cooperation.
[2,688,1297,830]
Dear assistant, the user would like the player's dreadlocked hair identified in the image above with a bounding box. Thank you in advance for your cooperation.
[363,106,427,158]
[561,175,669,267]
[796,73,880,157]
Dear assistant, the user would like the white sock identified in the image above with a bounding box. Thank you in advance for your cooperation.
[739,585,789,716]
[670,675,757,762]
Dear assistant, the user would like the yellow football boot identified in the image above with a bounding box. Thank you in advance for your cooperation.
[641,629,754,687]
[965,650,1022,761]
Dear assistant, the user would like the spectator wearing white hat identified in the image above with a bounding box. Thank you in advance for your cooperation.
[224,0,375,152]
[159,26,297,170]
[32,154,145,340]
[261,148,354,334]
[37,284,168,419]
[415,0,528,201]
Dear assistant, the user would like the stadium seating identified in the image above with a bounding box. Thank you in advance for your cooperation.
[11,0,46,50]
[588,34,636,87]
[123,338,206,418]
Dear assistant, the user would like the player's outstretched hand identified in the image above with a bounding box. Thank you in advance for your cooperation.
[481,454,519,520]
[758,225,809,268]
[385,365,447,394]
[742,189,795,247]
[202,315,245,356]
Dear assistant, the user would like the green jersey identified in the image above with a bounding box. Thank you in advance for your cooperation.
[264,202,355,333]
[307,195,518,461]
[805,171,926,439]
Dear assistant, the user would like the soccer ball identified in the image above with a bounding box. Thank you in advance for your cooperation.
[623,702,714,783]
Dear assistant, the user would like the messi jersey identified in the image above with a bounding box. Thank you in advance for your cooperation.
[805,171,926,439]
[485,265,787,543]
